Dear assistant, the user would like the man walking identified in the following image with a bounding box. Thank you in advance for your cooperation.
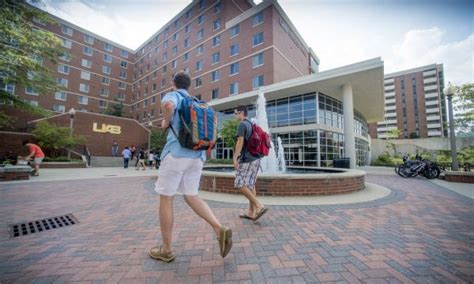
[112,141,119,157]
[19,140,45,176]
[233,105,268,221]
[149,71,232,263]
[121,146,131,169]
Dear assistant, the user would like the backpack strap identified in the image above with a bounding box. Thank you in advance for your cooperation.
[167,90,187,139]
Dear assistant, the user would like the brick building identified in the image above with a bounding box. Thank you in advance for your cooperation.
[368,64,448,139]
[3,0,386,168]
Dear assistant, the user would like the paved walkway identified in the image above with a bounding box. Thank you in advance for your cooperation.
[0,168,473,283]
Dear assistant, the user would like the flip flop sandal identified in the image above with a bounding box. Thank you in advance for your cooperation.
[253,207,269,222]
[218,226,233,258]
[149,245,175,263]
[239,213,254,220]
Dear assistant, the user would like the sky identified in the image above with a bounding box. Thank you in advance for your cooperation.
[32,0,473,85]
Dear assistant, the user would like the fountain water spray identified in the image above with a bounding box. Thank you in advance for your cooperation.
[254,92,286,173]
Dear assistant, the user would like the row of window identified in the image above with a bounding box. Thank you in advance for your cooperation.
[60,24,129,58]
[52,100,108,113]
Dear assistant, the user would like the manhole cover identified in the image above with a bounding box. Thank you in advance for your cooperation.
[9,214,79,238]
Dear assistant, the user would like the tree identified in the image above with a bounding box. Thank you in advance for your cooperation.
[104,100,124,117]
[386,128,401,140]
[219,119,239,149]
[150,128,167,153]
[409,132,419,139]
[31,121,85,157]
[452,83,474,135]
[0,0,64,127]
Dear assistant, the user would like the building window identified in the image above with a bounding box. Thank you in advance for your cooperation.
[230,43,239,56]
[120,61,128,68]
[213,19,221,30]
[198,0,205,10]
[152,83,157,91]
[197,29,204,41]
[252,11,264,26]
[25,86,39,96]
[252,32,264,46]
[84,34,94,44]
[80,71,91,80]
[81,58,92,68]
[103,54,112,63]
[25,99,38,107]
[100,88,109,97]
[117,92,125,101]
[59,53,71,62]
[214,2,222,14]
[61,25,73,36]
[79,83,89,93]
[162,65,167,73]
[57,64,69,74]
[101,77,110,85]
[229,82,239,95]
[83,46,93,56]
[172,59,177,69]
[161,78,166,88]
[185,24,191,33]
[196,60,203,72]
[185,10,191,19]
[211,88,219,100]
[99,100,108,109]
[61,39,72,49]
[184,37,190,48]
[212,35,221,47]
[78,95,88,105]
[119,71,127,79]
[230,24,240,37]
[197,15,204,25]
[211,70,220,82]
[195,77,202,88]
[151,96,156,104]
[173,32,179,41]
[121,49,129,58]
[212,52,220,64]
[252,75,264,89]
[163,52,168,61]
[102,65,111,74]
[183,52,189,62]
[172,46,178,54]
[196,44,203,55]
[53,104,65,112]
[174,19,179,28]
[118,82,126,90]
[252,52,264,68]
[54,92,67,101]
[229,62,239,76]
[104,43,113,52]
[57,78,68,87]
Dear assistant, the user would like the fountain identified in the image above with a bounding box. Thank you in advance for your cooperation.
[201,92,366,196]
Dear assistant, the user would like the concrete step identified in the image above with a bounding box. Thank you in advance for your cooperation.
[90,156,124,167]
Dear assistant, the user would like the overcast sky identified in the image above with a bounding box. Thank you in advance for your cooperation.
[33,0,473,85]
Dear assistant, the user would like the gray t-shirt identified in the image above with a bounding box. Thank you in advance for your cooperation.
[236,119,260,163]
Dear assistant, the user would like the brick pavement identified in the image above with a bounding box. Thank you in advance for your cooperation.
[0,174,473,283]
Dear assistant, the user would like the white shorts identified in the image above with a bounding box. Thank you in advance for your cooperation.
[154,154,204,196]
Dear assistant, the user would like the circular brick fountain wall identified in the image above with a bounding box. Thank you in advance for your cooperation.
[200,167,365,196]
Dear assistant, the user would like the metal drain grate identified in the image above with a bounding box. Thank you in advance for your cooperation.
[9,214,79,238]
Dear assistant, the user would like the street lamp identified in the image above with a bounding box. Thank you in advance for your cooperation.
[443,82,459,171]
[67,107,76,159]
[146,113,153,155]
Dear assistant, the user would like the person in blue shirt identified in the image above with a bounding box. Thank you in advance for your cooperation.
[149,71,233,263]
[121,146,131,169]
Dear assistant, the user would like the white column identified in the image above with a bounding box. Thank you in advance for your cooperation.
[343,84,356,168]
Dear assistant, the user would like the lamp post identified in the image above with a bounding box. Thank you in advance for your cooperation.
[443,82,459,171]
[67,108,76,159]
[146,114,153,155]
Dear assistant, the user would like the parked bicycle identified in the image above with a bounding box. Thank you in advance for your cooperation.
[395,154,441,179]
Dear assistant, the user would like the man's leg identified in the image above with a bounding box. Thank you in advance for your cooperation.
[183,195,222,235]
[159,195,175,253]
[239,186,263,218]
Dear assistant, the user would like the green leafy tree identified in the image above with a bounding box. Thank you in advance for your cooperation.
[32,121,85,157]
[104,99,124,117]
[150,128,167,153]
[386,128,401,140]
[452,83,474,135]
[0,0,64,127]
[219,119,239,149]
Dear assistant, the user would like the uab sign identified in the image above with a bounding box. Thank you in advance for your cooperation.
[92,123,121,134]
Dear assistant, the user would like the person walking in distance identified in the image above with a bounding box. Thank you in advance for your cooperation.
[121,146,131,169]
[136,148,146,170]
[149,71,232,263]
[112,141,119,157]
[19,140,45,176]
[233,105,268,221]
